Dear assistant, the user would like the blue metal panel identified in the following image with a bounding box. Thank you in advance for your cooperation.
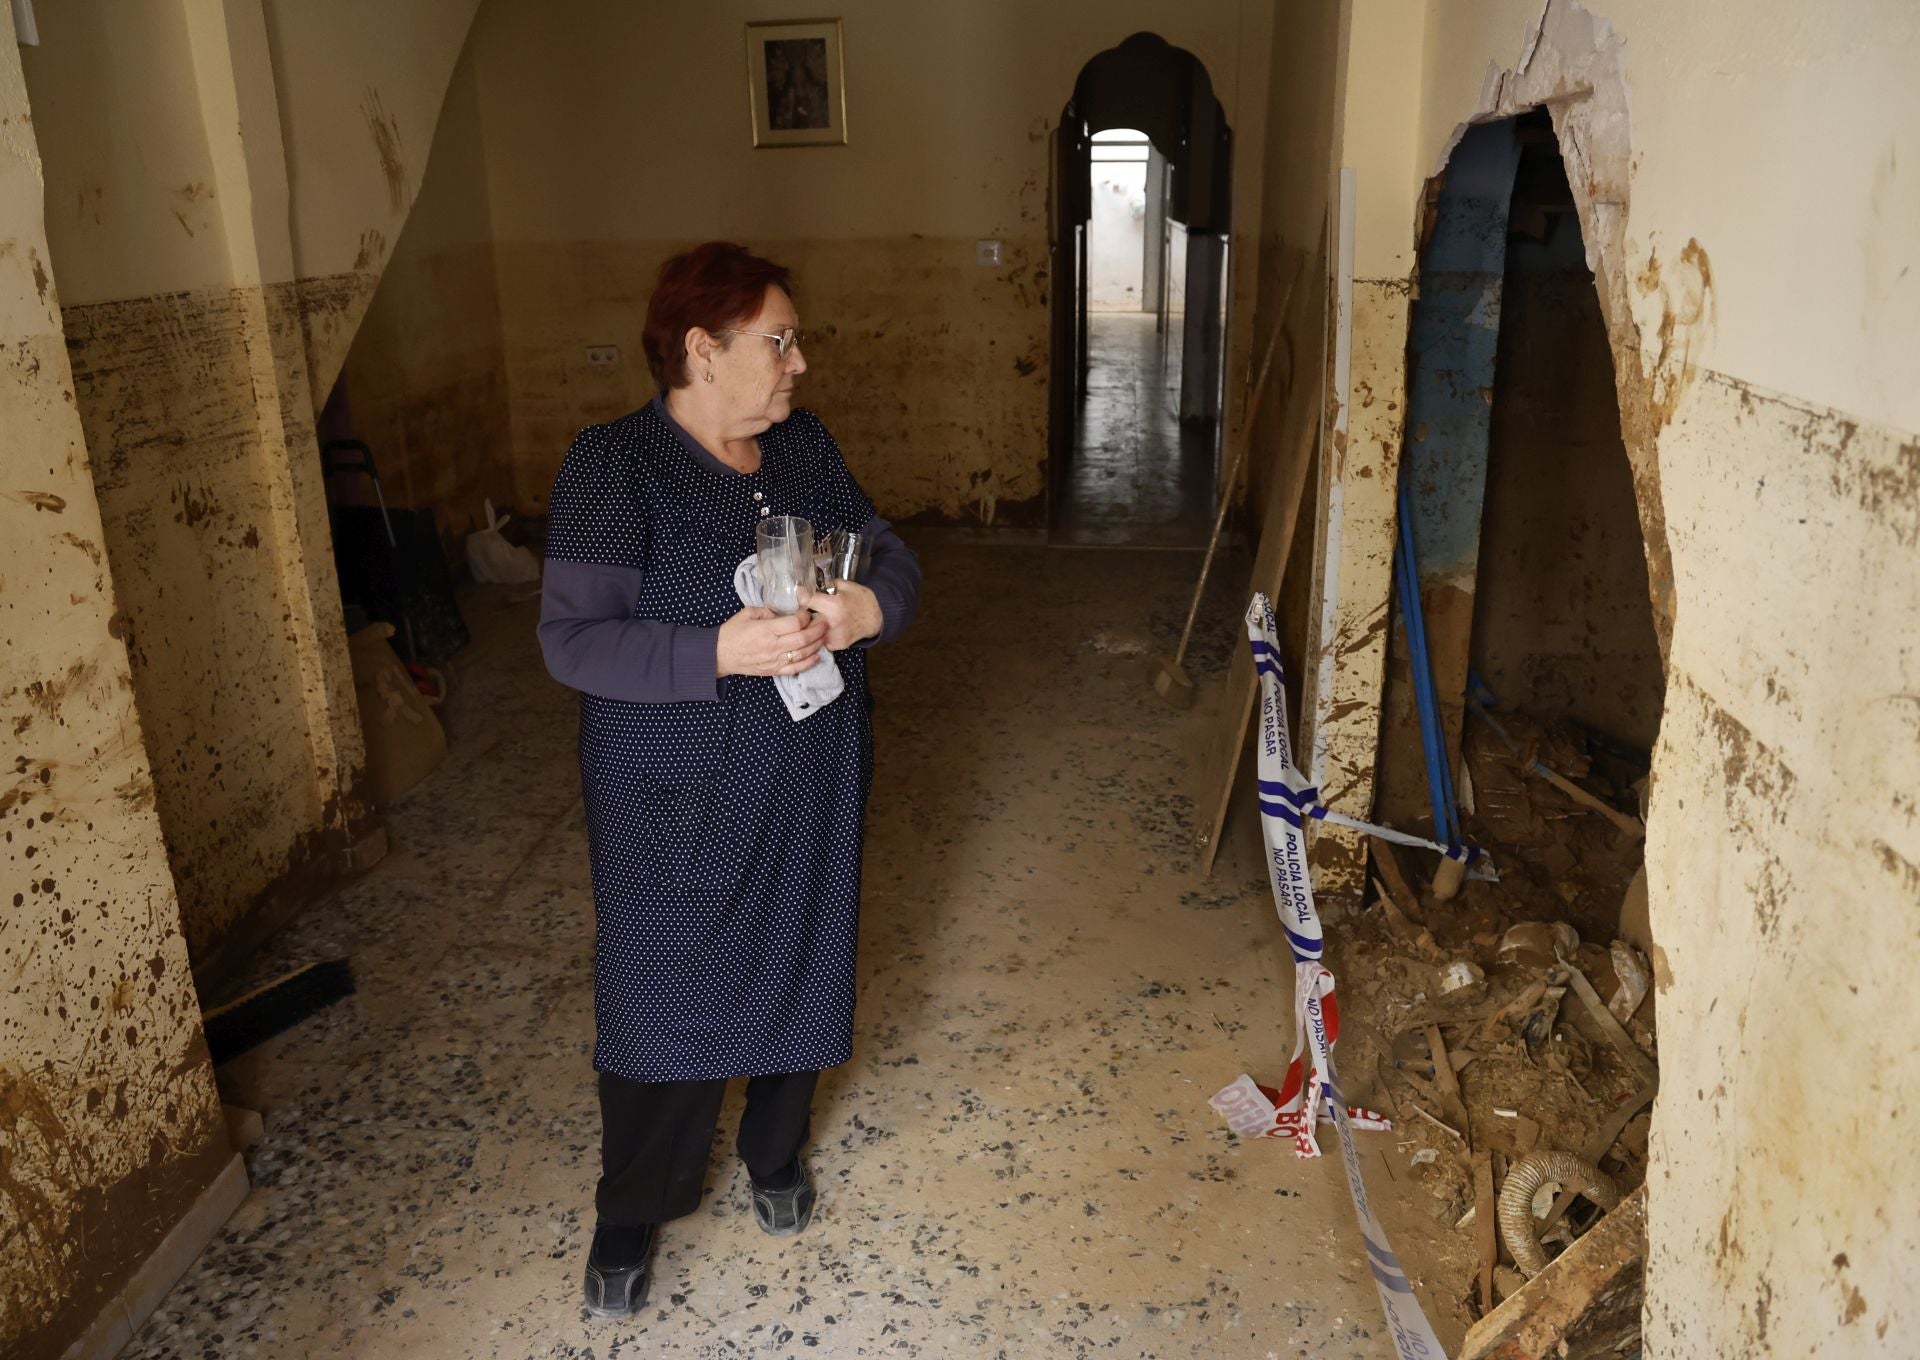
[1400,121,1522,583]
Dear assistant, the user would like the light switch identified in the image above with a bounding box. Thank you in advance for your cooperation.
[585,345,620,366]
[975,239,1003,267]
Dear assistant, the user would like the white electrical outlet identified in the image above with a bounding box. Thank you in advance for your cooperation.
[586,345,620,366]
[975,239,1003,267]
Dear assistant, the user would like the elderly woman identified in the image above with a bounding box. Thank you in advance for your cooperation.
[538,242,920,1317]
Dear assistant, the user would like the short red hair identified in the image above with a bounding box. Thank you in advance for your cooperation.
[643,242,794,391]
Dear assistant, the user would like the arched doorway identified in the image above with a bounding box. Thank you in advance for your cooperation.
[1047,33,1232,547]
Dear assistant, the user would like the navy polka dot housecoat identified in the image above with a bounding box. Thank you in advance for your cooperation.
[544,402,886,1082]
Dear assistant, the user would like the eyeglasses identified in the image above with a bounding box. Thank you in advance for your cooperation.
[718,327,806,360]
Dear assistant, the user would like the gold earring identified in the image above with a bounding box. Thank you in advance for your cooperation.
[704,368,714,383]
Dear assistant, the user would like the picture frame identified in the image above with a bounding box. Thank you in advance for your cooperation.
[745,18,846,148]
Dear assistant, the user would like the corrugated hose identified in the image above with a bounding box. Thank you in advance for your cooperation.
[1497,1149,1620,1278]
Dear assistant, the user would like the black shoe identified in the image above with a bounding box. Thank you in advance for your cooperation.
[750,1160,816,1236]
[584,1222,656,1318]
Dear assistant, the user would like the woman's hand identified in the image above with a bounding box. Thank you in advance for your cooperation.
[715,605,829,677]
[807,580,883,651]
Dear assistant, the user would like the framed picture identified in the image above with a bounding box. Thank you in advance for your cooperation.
[745,18,846,148]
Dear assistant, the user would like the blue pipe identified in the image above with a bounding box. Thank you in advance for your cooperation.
[1395,473,1458,847]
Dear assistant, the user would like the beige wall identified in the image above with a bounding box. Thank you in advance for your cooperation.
[1259,0,1920,1351]
[0,12,233,1358]
[1237,0,1344,690]
[262,0,486,400]
[20,0,481,974]
[5,0,481,1349]
[462,0,1272,523]
[336,47,514,545]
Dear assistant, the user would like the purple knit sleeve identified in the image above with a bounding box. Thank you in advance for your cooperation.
[851,516,921,649]
[537,559,721,703]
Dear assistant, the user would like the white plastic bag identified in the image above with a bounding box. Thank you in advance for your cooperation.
[465,499,540,585]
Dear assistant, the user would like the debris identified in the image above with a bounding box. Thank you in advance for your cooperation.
[1460,1186,1647,1360]
[1468,698,1645,841]
[1528,761,1645,840]
[1476,978,1549,1044]
[1373,842,1426,924]
[1440,959,1486,993]
[1408,1102,1467,1144]
[1564,964,1658,1086]
[1616,863,1652,954]
[1410,1147,1441,1166]
[1373,877,1439,955]
[1607,941,1650,1022]
[1492,1107,1518,1118]
[1474,1150,1497,1314]
[1498,920,1579,968]
[1086,631,1148,657]
[1520,979,1569,1046]
[1580,1081,1657,1169]
[1424,1024,1473,1142]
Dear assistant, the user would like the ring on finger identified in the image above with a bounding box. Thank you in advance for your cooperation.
[784,650,794,663]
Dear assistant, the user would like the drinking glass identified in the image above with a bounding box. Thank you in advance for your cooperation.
[824,528,871,585]
[756,515,814,615]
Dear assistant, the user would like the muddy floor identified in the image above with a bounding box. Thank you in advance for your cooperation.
[134,536,1465,1359]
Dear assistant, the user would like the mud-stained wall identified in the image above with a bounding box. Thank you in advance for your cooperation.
[1639,384,1918,1356]
[464,0,1271,525]
[0,18,232,1359]
[22,4,358,970]
[19,0,484,974]
[337,49,513,548]
[1470,260,1663,750]
[491,235,1053,522]
[55,292,342,962]
[1272,0,1429,889]
[1282,0,1920,1352]
[260,0,488,411]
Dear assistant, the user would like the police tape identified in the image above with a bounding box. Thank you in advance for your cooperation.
[1208,592,1451,1360]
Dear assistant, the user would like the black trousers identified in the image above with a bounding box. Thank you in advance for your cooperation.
[596,1068,819,1225]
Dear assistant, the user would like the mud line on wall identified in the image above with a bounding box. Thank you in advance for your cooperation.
[57,282,377,975]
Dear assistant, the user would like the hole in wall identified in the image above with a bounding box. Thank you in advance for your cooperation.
[1380,107,1663,950]
[1360,107,1665,1303]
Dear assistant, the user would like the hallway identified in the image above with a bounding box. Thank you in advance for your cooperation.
[137,542,1396,1358]
[1053,315,1218,549]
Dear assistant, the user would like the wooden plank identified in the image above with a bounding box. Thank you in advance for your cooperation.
[1424,1022,1472,1140]
[1459,1185,1648,1360]
[1580,1081,1658,1167]
[1193,222,1331,875]
[1193,397,1321,872]
[1564,965,1658,1087]
[1372,841,1425,923]
[1474,1150,1498,1316]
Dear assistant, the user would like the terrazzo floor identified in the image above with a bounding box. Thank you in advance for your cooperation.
[137,540,1432,1359]
[1054,313,1218,549]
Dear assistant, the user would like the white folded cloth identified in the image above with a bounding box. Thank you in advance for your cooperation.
[732,554,844,721]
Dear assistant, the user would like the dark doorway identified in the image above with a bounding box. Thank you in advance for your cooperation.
[1047,33,1231,547]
